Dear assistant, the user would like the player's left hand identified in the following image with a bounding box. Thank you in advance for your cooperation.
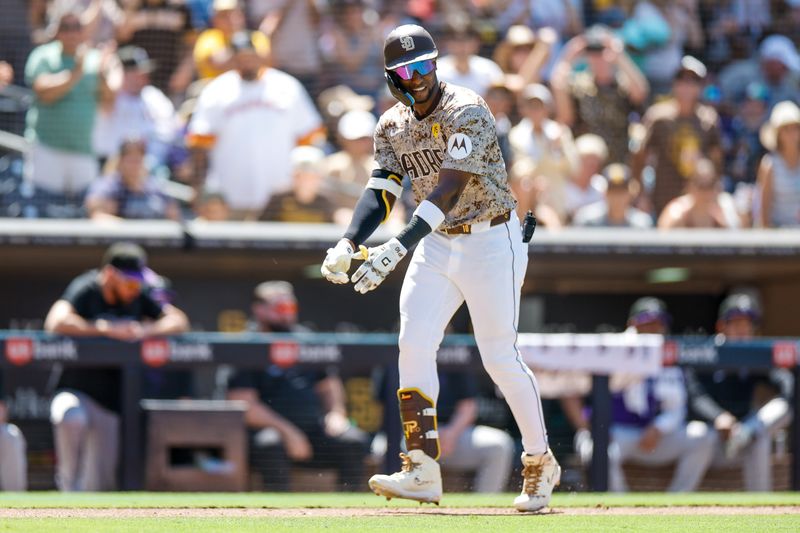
[351,238,407,294]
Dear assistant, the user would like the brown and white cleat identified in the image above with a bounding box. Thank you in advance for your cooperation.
[513,448,561,512]
[368,449,442,505]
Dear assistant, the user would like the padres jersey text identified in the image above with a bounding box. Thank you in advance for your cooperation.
[374,82,516,229]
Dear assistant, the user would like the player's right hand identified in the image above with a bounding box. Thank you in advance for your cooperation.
[321,238,355,284]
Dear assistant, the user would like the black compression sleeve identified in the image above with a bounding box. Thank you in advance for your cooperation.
[344,189,385,246]
[396,215,433,250]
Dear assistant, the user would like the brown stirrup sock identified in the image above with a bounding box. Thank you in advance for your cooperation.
[397,387,440,460]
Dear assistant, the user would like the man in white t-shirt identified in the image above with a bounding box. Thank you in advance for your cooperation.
[435,20,504,98]
[187,30,323,219]
[564,133,608,220]
[93,46,177,166]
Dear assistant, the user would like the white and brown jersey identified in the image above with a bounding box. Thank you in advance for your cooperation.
[374,82,516,229]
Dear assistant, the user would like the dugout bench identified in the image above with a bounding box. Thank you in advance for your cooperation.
[1,332,798,492]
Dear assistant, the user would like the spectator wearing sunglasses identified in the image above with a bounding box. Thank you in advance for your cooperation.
[657,158,741,229]
[43,242,189,491]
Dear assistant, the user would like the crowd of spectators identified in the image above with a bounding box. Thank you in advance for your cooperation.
[0,0,798,227]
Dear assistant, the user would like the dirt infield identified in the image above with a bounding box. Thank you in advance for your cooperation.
[2,506,800,518]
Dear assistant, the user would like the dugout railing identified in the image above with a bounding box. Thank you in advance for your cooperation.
[1,331,797,492]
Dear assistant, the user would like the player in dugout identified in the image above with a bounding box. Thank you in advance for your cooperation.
[44,242,189,491]
[320,24,559,512]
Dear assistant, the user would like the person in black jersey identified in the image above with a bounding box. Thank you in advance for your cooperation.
[44,242,188,491]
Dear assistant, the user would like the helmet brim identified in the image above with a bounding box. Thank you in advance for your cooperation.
[385,50,439,70]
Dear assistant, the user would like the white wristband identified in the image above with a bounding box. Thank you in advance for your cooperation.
[413,200,446,230]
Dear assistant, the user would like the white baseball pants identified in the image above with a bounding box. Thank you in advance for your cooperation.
[50,391,119,491]
[0,423,27,490]
[711,396,793,491]
[609,421,716,492]
[397,212,549,455]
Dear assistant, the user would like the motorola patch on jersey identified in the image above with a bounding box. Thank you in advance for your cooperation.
[447,133,472,160]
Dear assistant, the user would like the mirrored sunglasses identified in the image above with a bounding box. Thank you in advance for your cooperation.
[391,59,435,81]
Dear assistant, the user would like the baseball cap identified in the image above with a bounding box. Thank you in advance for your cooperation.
[521,83,553,106]
[759,35,800,72]
[338,110,377,140]
[103,242,148,282]
[230,30,270,56]
[504,25,537,47]
[585,25,611,52]
[575,134,609,161]
[213,0,238,12]
[290,146,325,172]
[675,55,707,81]
[254,280,295,303]
[602,163,631,188]
[317,85,375,119]
[118,46,156,73]
[628,297,671,326]
[719,293,762,323]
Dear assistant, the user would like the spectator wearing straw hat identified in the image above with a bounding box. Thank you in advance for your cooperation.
[491,25,555,86]
[756,100,800,227]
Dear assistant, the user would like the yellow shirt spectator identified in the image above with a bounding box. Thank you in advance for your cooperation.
[194,29,269,80]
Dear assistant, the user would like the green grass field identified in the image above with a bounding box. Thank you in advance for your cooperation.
[1,492,799,533]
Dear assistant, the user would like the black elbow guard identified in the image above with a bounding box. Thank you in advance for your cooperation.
[344,169,404,246]
[367,169,403,222]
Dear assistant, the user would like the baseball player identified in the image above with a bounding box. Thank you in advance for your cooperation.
[321,25,560,512]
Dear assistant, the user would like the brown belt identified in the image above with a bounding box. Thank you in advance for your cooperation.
[440,211,511,235]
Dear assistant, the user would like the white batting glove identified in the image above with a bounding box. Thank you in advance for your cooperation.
[321,239,355,284]
[351,238,407,294]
